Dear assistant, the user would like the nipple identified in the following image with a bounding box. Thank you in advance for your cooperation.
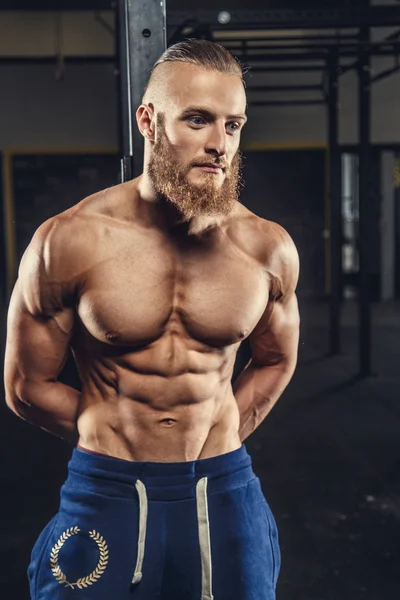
[104,330,119,341]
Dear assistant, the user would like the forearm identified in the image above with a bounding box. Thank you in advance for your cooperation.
[6,380,80,443]
[233,359,296,442]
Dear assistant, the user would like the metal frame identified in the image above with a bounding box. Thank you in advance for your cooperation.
[225,43,400,65]
[1,4,400,27]
[219,34,357,44]
[167,6,400,30]
[118,0,166,180]
[225,42,400,55]
[372,63,400,85]
[327,49,342,357]
[358,25,372,377]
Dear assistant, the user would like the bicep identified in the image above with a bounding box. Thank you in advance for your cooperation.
[5,279,74,403]
[249,293,300,367]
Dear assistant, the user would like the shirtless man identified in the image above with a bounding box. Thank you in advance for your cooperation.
[4,40,299,600]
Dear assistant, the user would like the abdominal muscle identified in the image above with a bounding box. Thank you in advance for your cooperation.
[76,362,242,463]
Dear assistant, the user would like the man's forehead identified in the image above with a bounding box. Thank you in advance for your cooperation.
[160,62,246,114]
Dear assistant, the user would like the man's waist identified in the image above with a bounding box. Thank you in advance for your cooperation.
[64,442,254,502]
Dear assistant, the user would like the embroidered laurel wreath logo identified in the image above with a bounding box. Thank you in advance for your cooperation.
[50,526,109,589]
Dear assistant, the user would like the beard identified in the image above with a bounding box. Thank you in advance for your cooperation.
[148,118,243,220]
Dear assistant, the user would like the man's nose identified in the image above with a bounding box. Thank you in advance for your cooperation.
[205,123,227,157]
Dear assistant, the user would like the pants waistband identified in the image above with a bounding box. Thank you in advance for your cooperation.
[65,444,254,501]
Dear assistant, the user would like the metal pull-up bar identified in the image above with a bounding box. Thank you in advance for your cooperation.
[358,25,372,377]
[117,0,167,182]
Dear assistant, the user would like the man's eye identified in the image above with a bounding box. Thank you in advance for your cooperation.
[227,122,240,132]
[188,116,206,126]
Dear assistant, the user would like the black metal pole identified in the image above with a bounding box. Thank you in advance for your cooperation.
[118,0,167,182]
[114,4,123,164]
[327,49,342,355]
[358,25,373,377]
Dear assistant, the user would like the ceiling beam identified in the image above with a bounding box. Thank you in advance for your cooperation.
[168,6,400,31]
[1,5,400,30]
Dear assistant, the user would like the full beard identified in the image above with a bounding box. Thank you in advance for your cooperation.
[148,122,243,221]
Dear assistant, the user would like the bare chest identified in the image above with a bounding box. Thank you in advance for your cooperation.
[76,229,269,348]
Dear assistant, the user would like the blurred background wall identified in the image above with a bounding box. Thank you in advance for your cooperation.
[0,7,399,302]
[2,3,400,599]
[0,7,399,150]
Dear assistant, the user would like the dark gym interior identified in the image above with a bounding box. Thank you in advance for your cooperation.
[1,1,400,599]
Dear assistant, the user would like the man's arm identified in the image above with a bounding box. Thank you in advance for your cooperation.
[4,219,81,442]
[233,226,300,442]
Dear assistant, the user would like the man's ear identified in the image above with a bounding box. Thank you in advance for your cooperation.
[136,103,155,142]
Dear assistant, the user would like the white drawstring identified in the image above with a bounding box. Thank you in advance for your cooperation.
[196,477,214,600]
[132,479,148,584]
[131,475,214,599]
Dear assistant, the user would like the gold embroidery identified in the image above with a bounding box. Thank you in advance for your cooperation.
[50,527,109,590]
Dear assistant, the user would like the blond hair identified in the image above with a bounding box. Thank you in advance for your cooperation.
[153,39,244,78]
[143,39,246,103]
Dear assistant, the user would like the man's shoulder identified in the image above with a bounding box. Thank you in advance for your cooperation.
[23,183,123,285]
[33,200,94,257]
[227,205,297,269]
[34,180,133,251]
[73,179,137,221]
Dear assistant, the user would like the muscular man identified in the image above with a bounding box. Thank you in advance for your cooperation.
[5,40,299,600]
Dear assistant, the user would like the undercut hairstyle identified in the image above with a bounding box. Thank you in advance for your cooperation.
[143,39,246,100]
[153,39,244,78]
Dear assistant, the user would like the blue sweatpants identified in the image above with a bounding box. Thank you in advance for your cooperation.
[28,444,280,599]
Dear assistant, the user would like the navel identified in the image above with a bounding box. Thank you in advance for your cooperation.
[159,418,177,428]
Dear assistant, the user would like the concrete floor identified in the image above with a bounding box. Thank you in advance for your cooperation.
[1,300,400,599]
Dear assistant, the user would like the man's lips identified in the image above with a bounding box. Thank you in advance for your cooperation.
[193,163,225,172]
